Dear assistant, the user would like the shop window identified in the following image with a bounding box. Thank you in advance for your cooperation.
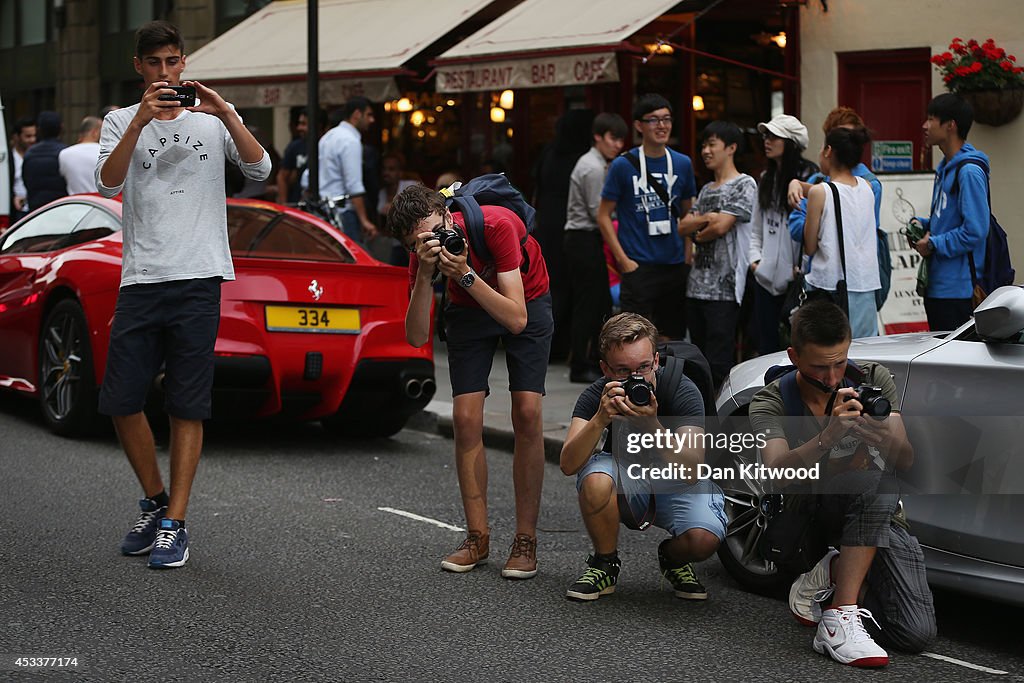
[124,0,153,29]
[0,0,14,48]
[382,92,464,189]
[19,0,46,45]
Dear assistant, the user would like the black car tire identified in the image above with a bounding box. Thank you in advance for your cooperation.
[38,299,100,436]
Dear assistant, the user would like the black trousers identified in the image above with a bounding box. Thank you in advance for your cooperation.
[564,230,612,370]
[686,298,739,390]
[924,297,973,332]
[619,262,689,340]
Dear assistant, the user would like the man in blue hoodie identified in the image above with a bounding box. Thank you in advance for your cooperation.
[911,93,990,331]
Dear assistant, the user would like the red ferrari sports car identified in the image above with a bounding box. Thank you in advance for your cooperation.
[0,195,435,437]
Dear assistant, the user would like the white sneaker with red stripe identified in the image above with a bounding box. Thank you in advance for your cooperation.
[789,548,839,626]
[813,605,889,668]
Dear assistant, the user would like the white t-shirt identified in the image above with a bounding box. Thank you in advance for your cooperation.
[96,104,271,287]
[59,142,101,194]
[805,177,880,293]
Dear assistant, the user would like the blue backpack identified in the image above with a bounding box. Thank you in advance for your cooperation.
[439,174,536,271]
[950,159,1015,295]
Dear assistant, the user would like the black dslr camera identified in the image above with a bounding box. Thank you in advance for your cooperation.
[433,225,465,256]
[622,375,654,406]
[851,385,891,419]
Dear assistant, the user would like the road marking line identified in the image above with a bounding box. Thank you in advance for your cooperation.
[921,652,1008,675]
[377,507,464,532]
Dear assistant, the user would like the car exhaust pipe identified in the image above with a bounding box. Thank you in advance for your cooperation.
[420,378,436,400]
[404,378,423,399]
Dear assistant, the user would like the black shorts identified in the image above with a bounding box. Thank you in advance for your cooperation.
[98,277,222,420]
[444,293,553,396]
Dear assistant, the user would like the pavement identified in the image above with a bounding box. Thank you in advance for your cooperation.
[417,342,583,462]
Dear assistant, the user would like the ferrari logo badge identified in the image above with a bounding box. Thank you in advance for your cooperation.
[308,279,323,301]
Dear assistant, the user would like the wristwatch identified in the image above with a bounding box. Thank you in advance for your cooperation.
[459,269,477,289]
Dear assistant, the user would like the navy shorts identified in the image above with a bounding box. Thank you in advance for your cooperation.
[444,293,553,397]
[98,277,221,420]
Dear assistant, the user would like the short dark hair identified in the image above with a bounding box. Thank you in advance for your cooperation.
[701,120,743,149]
[592,112,628,140]
[927,93,974,140]
[342,96,373,122]
[135,20,183,57]
[824,126,870,170]
[790,300,851,352]
[36,111,61,139]
[633,94,672,121]
[13,116,35,136]
[386,184,447,239]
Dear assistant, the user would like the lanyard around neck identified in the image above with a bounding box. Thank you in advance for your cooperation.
[637,149,673,194]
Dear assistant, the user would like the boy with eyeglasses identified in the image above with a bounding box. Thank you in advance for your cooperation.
[559,313,726,601]
[598,95,697,340]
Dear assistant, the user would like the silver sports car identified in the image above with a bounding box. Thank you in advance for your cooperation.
[714,286,1024,606]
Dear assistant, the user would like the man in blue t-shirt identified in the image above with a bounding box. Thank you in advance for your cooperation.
[598,94,697,340]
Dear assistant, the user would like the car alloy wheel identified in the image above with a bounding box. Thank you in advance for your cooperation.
[39,299,98,435]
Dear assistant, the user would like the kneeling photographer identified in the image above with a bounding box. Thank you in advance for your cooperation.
[749,300,935,668]
[559,313,726,602]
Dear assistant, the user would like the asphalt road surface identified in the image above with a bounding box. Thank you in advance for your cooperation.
[1,396,1021,681]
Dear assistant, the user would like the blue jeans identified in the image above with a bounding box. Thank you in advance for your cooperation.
[338,209,362,245]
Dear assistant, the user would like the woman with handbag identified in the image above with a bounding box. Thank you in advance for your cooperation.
[749,115,819,354]
[803,127,880,338]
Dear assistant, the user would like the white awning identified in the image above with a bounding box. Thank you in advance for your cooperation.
[435,0,682,92]
[185,0,494,104]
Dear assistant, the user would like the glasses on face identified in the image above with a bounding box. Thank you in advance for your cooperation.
[762,131,782,141]
[641,116,673,127]
[611,361,655,378]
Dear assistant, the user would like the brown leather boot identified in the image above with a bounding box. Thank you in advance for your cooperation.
[501,533,538,579]
[441,531,489,573]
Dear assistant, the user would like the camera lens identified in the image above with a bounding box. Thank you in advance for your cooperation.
[623,375,652,406]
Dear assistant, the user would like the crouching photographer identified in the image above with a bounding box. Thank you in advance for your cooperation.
[559,313,726,602]
[748,300,936,668]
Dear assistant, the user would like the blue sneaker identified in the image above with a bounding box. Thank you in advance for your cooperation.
[147,519,189,569]
[120,498,167,555]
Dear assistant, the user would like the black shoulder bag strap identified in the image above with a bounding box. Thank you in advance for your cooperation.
[655,355,684,409]
[951,160,990,288]
[826,182,850,314]
[624,151,679,221]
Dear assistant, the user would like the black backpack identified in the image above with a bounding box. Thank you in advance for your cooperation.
[439,174,536,271]
[950,159,1015,295]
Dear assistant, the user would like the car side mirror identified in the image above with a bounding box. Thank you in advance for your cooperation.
[974,286,1024,340]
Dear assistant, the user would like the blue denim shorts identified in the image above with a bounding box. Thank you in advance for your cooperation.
[576,453,727,539]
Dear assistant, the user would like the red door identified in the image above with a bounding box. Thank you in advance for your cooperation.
[838,48,932,171]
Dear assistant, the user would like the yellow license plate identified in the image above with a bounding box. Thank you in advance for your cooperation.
[265,306,360,334]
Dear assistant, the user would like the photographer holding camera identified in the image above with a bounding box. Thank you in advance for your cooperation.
[748,300,935,668]
[559,313,725,602]
[387,184,552,580]
[95,20,270,569]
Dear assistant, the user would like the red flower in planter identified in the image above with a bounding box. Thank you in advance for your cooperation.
[936,36,1024,92]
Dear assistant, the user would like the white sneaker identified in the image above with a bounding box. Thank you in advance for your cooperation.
[813,605,889,668]
[789,548,839,626]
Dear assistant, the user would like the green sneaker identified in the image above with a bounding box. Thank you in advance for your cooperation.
[659,540,708,600]
[566,554,620,601]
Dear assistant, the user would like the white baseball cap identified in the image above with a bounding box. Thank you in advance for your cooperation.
[757,114,809,150]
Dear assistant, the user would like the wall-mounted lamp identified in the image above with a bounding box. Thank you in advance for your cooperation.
[644,42,675,55]
[396,97,413,113]
[499,89,514,110]
[692,95,705,112]
[490,106,506,123]
[771,32,787,49]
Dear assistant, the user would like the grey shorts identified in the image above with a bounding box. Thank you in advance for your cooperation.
[98,277,221,420]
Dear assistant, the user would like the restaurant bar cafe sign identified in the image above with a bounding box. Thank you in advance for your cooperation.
[437,53,619,93]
